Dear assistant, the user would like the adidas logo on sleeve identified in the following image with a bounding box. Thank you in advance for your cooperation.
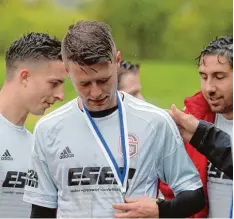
[1,149,13,160]
[59,147,74,159]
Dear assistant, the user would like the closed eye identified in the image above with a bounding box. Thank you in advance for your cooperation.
[50,80,64,88]
[80,82,91,87]
[97,79,109,84]
[97,76,111,84]
[50,82,59,88]
[215,73,225,80]
[216,76,225,80]
[199,73,207,80]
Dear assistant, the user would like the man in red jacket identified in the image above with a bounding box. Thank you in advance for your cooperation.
[159,36,233,218]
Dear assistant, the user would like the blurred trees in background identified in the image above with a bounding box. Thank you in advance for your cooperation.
[0,0,232,62]
[84,0,232,62]
[0,0,85,54]
[0,0,232,128]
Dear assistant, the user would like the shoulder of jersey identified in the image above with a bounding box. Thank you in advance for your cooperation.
[123,92,175,126]
[34,99,76,133]
[124,93,181,141]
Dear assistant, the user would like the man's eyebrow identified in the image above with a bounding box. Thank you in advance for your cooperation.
[50,79,65,83]
[97,76,111,80]
[80,76,111,84]
[199,71,228,74]
[212,71,228,74]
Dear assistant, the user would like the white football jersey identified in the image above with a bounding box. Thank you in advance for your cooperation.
[207,113,233,218]
[0,114,32,218]
[23,92,202,218]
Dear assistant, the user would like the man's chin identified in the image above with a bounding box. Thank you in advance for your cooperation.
[86,104,109,112]
[209,105,222,112]
[86,98,113,112]
[209,105,230,114]
[30,109,46,116]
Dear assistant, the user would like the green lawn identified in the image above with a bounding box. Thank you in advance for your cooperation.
[140,60,200,108]
[0,58,200,131]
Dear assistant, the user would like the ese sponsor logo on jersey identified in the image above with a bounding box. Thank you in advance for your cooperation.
[25,169,39,188]
[2,171,27,188]
[208,161,229,179]
[68,166,136,186]
[2,169,39,188]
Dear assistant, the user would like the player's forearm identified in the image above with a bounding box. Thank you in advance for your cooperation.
[190,120,233,179]
[30,204,57,218]
[157,187,205,218]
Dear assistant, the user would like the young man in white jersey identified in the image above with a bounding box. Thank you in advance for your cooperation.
[159,36,233,218]
[23,21,205,218]
[198,36,233,218]
[0,32,66,218]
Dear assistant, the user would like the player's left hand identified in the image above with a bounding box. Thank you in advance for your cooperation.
[112,196,159,218]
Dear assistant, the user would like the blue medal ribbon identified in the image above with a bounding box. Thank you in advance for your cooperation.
[83,91,128,191]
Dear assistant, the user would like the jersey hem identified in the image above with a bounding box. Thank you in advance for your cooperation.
[23,195,57,209]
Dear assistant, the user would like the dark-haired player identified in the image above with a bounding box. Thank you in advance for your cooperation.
[0,32,66,217]
[160,36,233,218]
[117,60,144,100]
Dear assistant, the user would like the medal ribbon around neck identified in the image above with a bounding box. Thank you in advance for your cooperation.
[82,91,130,194]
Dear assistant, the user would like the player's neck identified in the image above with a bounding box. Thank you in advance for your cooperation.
[89,105,118,118]
[77,93,123,118]
[0,85,28,126]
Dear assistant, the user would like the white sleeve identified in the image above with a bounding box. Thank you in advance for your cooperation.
[23,125,58,208]
[157,117,203,196]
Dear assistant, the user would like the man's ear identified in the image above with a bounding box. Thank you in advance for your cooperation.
[18,69,30,87]
[63,61,71,77]
[116,50,121,67]
[65,67,71,77]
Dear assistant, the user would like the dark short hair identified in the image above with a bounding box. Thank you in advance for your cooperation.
[197,36,233,68]
[117,60,140,89]
[5,32,62,77]
[61,20,116,66]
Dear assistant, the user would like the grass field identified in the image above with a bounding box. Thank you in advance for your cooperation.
[0,58,200,131]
